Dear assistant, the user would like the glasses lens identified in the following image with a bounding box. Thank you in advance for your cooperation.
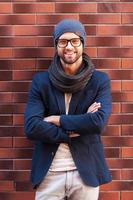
[57,38,82,48]
[57,39,67,48]
[71,38,81,47]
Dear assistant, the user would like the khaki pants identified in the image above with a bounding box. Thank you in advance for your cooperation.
[35,170,99,200]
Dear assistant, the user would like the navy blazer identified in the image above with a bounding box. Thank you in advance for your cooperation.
[24,69,112,188]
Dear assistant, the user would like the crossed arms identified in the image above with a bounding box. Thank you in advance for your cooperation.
[44,102,101,137]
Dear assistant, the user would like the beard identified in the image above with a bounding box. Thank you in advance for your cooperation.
[59,51,83,65]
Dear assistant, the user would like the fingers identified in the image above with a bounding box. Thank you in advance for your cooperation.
[87,102,101,113]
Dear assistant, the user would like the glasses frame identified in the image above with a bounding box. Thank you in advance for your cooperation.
[56,37,83,48]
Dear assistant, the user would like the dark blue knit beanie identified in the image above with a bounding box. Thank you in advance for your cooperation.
[53,19,86,45]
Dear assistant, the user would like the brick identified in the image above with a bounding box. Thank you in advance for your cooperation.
[122,103,133,113]
[0,71,12,81]
[13,71,35,81]
[110,170,121,180]
[13,60,35,70]
[37,26,54,36]
[102,125,121,136]
[14,160,31,170]
[0,15,35,25]
[103,69,133,80]
[0,105,13,114]
[122,37,133,47]
[122,125,133,136]
[13,48,38,58]
[37,14,78,25]
[13,115,24,126]
[100,180,133,191]
[13,138,33,148]
[88,36,120,47]
[0,181,14,191]
[98,48,133,58]
[112,92,133,102]
[122,59,133,69]
[13,104,26,114]
[85,26,96,35]
[12,82,30,92]
[122,148,133,158]
[0,81,29,92]
[0,138,12,148]
[0,93,12,103]
[98,3,133,13]
[99,192,119,200]
[84,47,97,58]
[0,48,12,59]
[0,60,12,70]
[108,158,133,168]
[14,25,37,36]
[37,37,53,47]
[105,148,120,158]
[13,3,55,13]
[0,160,13,170]
[122,81,133,91]
[93,58,121,69]
[0,171,30,181]
[13,37,36,47]
[121,170,133,180]
[13,92,28,103]
[55,3,97,13]
[0,38,13,47]
[80,14,121,24]
[37,47,55,58]
[122,14,133,24]
[0,192,35,200]
[36,59,52,70]
[121,192,133,200]
[109,114,133,125]
[0,148,32,159]
[0,116,12,126]
[0,127,24,137]
[0,26,13,36]
[0,3,12,14]
[103,137,133,147]
[112,103,121,114]
[98,25,133,36]
[16,181,33,191]
[111,81,121,92]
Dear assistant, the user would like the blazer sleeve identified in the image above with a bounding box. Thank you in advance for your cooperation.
[24,75,69,144]
[60,73,112,135]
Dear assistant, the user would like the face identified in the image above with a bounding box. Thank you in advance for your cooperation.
[56,32,83,65]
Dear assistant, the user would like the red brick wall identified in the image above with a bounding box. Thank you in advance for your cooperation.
[0,0,133,200]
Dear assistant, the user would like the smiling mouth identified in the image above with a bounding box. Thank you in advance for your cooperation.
[65,52,76,55]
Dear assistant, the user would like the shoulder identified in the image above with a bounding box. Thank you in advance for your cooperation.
[31,71,51,90]
[33,71,49,81]
[32,71,50,84]
[92,70,110,83]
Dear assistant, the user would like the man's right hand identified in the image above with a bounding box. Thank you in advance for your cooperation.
[69,102,101,138]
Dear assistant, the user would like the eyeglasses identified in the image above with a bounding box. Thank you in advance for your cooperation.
[56,38,83,48]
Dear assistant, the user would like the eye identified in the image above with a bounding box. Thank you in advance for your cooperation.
[58,39,67,45]
[71,38,80,44]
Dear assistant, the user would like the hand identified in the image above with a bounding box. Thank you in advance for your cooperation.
[44,115,60,126]
[87,102,101,113]
[69,131,80,138]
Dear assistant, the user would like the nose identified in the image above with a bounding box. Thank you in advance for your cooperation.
[66,41,73,49]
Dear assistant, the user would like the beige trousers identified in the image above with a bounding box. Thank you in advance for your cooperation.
[35,170,99,200]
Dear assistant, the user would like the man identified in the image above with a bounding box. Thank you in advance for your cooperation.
[24,19,112,200]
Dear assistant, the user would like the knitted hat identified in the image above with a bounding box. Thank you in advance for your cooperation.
[53,19,86,45]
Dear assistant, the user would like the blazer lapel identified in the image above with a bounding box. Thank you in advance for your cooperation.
[53,88,66,114]
[69,86,94,115]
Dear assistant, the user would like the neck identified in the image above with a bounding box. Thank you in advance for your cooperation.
[60,57,83,75]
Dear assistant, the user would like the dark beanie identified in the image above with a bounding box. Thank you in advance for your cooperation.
[53,19,86,45]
